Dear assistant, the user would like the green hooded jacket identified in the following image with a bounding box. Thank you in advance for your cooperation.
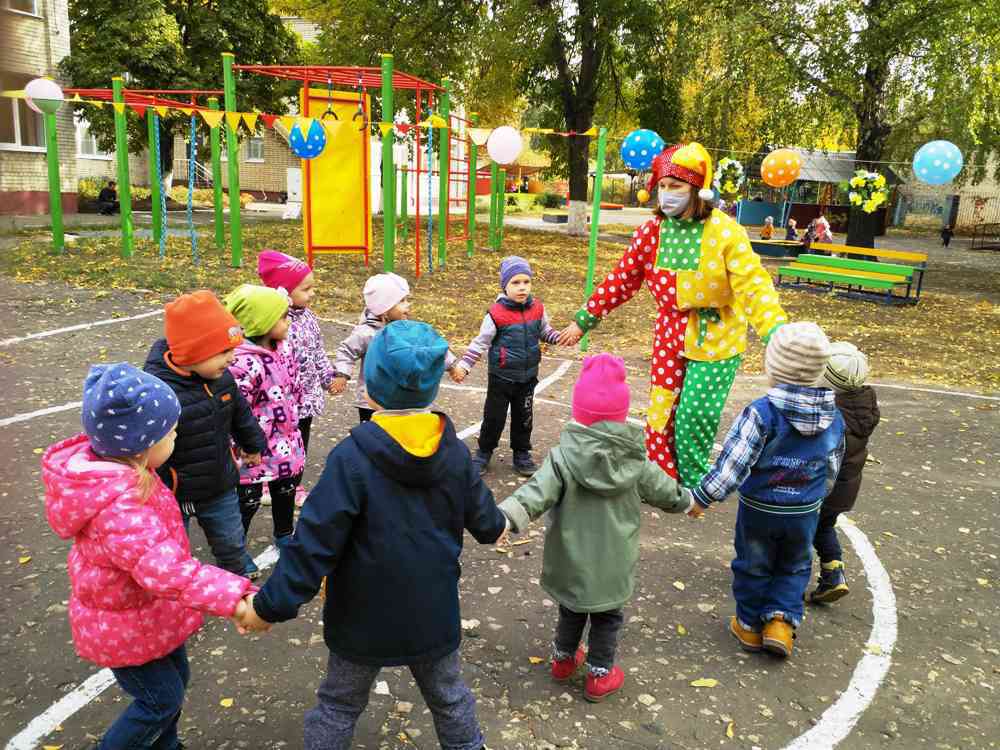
[499,420,693,613]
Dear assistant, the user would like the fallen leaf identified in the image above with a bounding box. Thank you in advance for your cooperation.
[528,656,545,664]
[673,581,686,591]
[941,654,964,665]
[219,698,234,708]
[690,678,718,688]
[33,448,43,454]
[676,624,687,636]
[865,643,883,655]
[726,722,734,739]
[977,578,990,587]
[18,556,31,565]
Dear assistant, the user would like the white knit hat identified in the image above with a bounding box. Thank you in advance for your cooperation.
[764,322,831,386]
[363,273,410,316]
[824,341,869,391]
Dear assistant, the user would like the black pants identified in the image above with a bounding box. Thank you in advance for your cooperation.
[478,375,537,454]
[554,605,624,671]
[358,407,375,423]
[812,502,844,564]
[238,475,301,539]
[298,416,313,454]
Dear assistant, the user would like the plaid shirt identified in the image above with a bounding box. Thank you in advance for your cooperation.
[693,385,845,508]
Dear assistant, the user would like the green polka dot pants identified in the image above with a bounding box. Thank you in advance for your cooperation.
[674,356,741,488]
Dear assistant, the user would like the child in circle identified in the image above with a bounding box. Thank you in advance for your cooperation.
[499,353,696,702]
[810,342,880,603]
[43,363,253,750]
[692,322,845,658]
[760,216,774,239]
[224,284,305,548]
[330,272,414,423]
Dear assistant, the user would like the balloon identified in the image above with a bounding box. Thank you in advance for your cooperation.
[760,148,802,187]
[636,188,650,203]
[620,129,665,170]
[912,140,963,185]
[289,119,326,159]
[24,78,64,115]
[486,126,523,165]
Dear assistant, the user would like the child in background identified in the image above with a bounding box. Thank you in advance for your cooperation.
[43,363,253,750]
[499,354,696,702]
[225,284,305,548]
[330,272,412,423]
[692,322,845,658]
[451,256,562,476]
[760,216,774,239]
[810,342,880,603]
[257,250,336,506]
[815,216,833,244]
[143,290,266,578]
[941,224,954,248]
[236,320,508,750]
[784,217,799,241]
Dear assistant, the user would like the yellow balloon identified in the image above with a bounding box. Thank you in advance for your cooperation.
[637,188,650,203]
[761,148,802,188]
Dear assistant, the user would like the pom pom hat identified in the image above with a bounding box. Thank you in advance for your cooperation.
[647,142,716,202]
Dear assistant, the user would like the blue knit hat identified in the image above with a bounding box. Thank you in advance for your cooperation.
[500,256,532,291]
[82,363,181,457]
[363,321,448,410]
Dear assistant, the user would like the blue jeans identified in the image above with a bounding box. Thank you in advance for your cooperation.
[304,649,484,750]
[181,488,254,575]
[100,645,188,750]
[812,503,844,564]
[731,502,819,629]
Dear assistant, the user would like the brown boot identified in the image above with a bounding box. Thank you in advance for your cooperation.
[762,614,794,657]
[729,616,762,652]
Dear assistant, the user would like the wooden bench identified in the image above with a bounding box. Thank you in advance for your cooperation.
[777,252,923,305]
[810,242,928,301]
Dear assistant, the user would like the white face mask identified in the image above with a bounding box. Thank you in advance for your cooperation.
[658,189,690,217]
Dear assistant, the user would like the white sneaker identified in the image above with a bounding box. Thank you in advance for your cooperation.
[260,484,272,506]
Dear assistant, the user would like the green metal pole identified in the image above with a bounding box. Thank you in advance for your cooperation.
[467,112,478,257]
[43,111,64,253]
[488,161,498,250]
[497,168,507,250]
[381,53,396,272]
[222,53,242,267]
[399,166,408,242]
[437,79,451,268]
[581,127,607,353]
[146,111,162,245]
[112,77,133,259]
[208,97,225,249]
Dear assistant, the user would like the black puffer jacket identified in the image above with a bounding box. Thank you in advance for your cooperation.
[824,386,880,514]
[144,338,266,507]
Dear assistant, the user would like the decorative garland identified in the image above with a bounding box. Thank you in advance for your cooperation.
[713,157,745,199]
[846,170,889,214]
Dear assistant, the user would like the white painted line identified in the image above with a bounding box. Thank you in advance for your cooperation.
[740,374,1000,402]
[0,401,81,428]
[0,310,163,348]
[781,516,898,750]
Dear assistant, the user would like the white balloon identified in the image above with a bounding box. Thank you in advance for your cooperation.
[24,77,64,115]
[486,126,523,165]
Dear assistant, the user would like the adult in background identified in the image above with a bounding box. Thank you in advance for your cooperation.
[557,143,788,487]
[97,180,119,215]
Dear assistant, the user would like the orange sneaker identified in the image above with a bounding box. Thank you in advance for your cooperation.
[551,648,585,682]
[762,614,795,657]
[584,665,624,702]
[729,616,763,652]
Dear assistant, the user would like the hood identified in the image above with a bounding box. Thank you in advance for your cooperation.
[42,434,138,539]
[144,338,192,387]
[767,384,838,435]
[350,412,456,488]
[235,338,281,358]
[557,420,648,496]
[494,293,534,311]
[359,308,387,327]
[834,386,880,438]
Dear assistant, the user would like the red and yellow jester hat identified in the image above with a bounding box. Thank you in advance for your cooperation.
[647,142,715,201]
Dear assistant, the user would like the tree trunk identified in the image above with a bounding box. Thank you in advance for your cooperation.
[566,132,591,236]
[847,62,891,248]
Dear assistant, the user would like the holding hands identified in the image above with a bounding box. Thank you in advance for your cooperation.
[556,322,584,347]
[232,593,272,635]
[448,366,467,384]
[242,451,262,467]
[328,376,348,395]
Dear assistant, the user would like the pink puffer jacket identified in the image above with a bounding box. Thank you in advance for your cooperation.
[43,434,253,668]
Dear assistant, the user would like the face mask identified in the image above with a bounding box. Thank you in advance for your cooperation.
[658,189,690,217]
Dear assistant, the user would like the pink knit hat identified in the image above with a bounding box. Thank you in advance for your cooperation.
[257,250,311,292]
[572,353,631,426]
[363,273,410,316]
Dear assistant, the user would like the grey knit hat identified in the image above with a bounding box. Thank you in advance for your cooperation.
[824,341,870,391]
[764,322,831,386]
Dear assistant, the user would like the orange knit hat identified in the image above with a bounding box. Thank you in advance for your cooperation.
[164,290,244,366]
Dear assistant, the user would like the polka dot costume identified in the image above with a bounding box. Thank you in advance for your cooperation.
[575,212,788,487]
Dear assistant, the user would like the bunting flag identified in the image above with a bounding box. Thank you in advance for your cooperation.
[296,116,315,132]
[225,111,243,132]
[112,102,126,114]
[199,109,225,129]
[377,121,393,136]
[522,127,555,135]
[260,113,278,129]
[129,104,148,117]
[242,112,259,131]
[179,107,194,116]
[1,89,26,98]
[155,105,169,117]
[277,115,296,132]
[417,114,449,129]
[86,100,105,109]
[467,127,491,146]
[323,119,348,136]
[71,93,83,102]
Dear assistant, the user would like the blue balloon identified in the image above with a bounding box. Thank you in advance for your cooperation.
[289,119,327,159]
[912,140,963,185]
[620,129,665,170]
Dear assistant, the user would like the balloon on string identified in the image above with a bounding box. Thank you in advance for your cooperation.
[760,148,802,187]
[24,78,64,115]
[486,126,523,165]
[912,140,963,185]
[289,119,327,159]
[620,129,665,170]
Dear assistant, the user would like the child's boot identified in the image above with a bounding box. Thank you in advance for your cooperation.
[584,665,624,702]
[762,614,794,657]
[472,450,492,475]
[512,450,538,476]
[729,616,763,652]
[551,648,585,682]
[809,560,849,604]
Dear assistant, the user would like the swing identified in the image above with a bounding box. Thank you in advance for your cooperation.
[152,111,167,259]
[187,113,199,265]
[320,79,339,121]
[352,72,367,132]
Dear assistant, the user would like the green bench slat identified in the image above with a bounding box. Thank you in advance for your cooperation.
[778,266,897,290]
[796,254,915,278]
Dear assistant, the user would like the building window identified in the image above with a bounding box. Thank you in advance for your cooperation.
[3,0,40,15]
[0,72,45,149]
[76,117,111,159]
[245,136,264,162]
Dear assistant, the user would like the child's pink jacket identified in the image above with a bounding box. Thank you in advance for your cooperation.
[229,339,306,483]
[43,434,253,668]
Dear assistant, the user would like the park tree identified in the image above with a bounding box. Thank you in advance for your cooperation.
[60,0,300,194]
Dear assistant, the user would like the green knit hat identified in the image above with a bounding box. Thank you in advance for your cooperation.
[224,284,289,338]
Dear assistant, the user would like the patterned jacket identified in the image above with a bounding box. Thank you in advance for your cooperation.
[43,434,252,668]
[229,339,306,483]
[287,307,337,419]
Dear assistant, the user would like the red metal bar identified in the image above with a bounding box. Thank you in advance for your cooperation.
[231,65,441,92]
[414,90,423,278]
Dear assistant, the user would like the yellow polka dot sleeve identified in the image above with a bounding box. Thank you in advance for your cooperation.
[722,224,788,341]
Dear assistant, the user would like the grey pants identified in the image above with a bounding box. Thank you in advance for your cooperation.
[304,649,484,750]
[554,605,625,673]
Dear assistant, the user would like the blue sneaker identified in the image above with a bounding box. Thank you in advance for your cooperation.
[242,558,261,581]
[809,560,849,604]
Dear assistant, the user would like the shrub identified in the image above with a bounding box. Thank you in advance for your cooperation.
[539,191,564,209]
